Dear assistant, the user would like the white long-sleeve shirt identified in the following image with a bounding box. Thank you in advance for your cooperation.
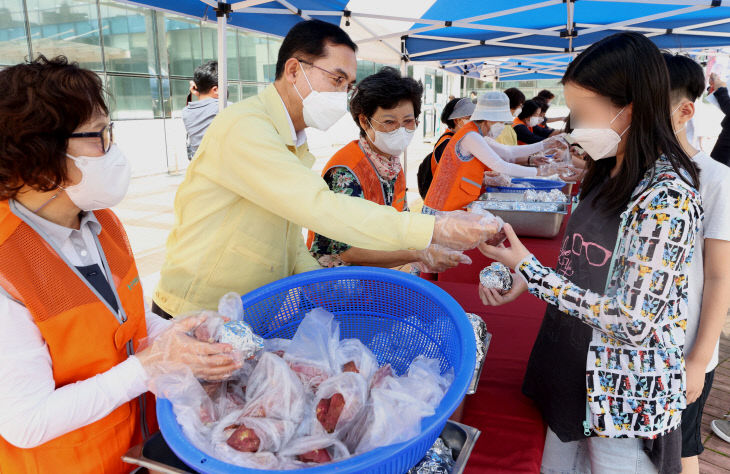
[458,131,544,177]
[0,202,171,449]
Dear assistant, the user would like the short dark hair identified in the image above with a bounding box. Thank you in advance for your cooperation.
[193,60,218,94]
[440,97,461,129]
[532,96,550,113]
[470,90,477,96]
[517,99,541,120]
[349,67,423,137]
[662,52,705,103]
[503,87,525,110]
[275,19,357,80]
[0,55,108,199]
[537,89,555,100]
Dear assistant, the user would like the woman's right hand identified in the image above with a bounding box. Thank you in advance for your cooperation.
[478,274,528,306]
[135,314,243,381]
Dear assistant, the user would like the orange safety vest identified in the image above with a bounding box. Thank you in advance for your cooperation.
[0,200,156,474]
[423,121,488,212]
[307,140,406,248]
[430,130,454,175]
[513,117,533,145]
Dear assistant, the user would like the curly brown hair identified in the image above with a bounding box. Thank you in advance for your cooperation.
[0,55,108,200]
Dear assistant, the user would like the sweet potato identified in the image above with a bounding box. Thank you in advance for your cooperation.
[316,393,345,433]
[342,361,359,373]
[226,424,261,452]
[296,448,331,463]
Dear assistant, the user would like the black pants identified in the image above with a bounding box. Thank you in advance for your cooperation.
[151,301,174,320]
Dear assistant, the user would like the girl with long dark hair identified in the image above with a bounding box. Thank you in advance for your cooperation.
[479,32,702,473]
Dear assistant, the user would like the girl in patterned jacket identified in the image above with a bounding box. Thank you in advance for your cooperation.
[479,32,703,474]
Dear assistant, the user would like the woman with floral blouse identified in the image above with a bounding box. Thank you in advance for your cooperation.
[479,33,703,474]
[308,67,470,272]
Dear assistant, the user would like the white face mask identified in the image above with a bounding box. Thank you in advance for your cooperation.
[528,116,542,127]
[513,107,522,118]
[294,62,348,131]
[368,119,414,156]
[487,122,506,138]
[65,144,131,210]
[569,107,628,161]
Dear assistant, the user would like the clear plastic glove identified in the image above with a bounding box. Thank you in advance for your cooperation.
[136,313,243,382]
[414,244,472,273]
[542,133,568,151]
[432,210,504,251]
[483,171,512,187]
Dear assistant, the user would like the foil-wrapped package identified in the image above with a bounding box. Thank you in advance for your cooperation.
[219,320,264,358]
[479,262,513,294]
[407,437,455,474]
[548,189,568,202]
[466,312,491,395]
[523,189,540,202]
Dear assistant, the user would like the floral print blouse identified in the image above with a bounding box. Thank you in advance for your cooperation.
[309,165,408,268]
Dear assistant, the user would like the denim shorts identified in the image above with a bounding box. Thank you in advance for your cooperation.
[541,426,658,474]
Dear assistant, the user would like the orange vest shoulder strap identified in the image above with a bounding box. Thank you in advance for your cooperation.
[322,140,385,206]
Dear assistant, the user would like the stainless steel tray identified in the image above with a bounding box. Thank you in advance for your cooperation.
[490,208,566,238]
[472,193,569,239]
[442,420,482,474]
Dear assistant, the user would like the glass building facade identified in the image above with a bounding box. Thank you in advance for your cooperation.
[0,0,401,175]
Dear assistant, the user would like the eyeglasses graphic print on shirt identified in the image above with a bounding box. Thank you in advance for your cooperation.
[558,232,613,277]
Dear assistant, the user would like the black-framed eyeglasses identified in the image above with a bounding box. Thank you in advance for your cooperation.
[297,59,355,93]
[69,122,114,153]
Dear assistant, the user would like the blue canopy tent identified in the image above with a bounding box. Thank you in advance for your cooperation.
[398,0,730,81]
[116,0,730,106]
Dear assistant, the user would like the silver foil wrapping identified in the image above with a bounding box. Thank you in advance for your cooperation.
[466,312,491,395]
[219,320,264,357]
[407,437,455,474]
[479,262,513,294]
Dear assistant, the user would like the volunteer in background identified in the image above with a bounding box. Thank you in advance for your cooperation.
[422,91,569,214]
[309,68,470,272]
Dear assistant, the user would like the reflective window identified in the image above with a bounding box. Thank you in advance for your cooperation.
[107,75,162,119]
[99,1,157,74]
[0,0,29,65]
[163,14,202,77]
[25,0,102,71]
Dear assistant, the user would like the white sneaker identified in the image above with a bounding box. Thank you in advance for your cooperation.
[711,419,730,443]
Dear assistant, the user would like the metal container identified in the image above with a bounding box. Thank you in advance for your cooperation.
[490,208,566,238]
[441,421,482,474]
[472,193,569,239]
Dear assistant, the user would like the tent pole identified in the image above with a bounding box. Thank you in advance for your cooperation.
[400,49,409,188]
[216,3,229,111]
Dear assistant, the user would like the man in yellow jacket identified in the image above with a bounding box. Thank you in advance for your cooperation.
[152,20,496,317]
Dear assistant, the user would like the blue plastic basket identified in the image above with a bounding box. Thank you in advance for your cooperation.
[486,177,565,193]
[157,267,476,474]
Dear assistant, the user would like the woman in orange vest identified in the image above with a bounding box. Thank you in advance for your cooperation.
[308,67,469,272]
[0,56,240,474]
[514,99,562,145]
[423,92,568,214]
[431,97,474,174]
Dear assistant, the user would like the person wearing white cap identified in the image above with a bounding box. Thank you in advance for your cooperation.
[422,91,568,213]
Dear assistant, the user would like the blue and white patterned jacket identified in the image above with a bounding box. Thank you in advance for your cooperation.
[518,156,703,439]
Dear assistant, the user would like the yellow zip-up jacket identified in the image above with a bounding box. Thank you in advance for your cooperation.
[153,84,435,316]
